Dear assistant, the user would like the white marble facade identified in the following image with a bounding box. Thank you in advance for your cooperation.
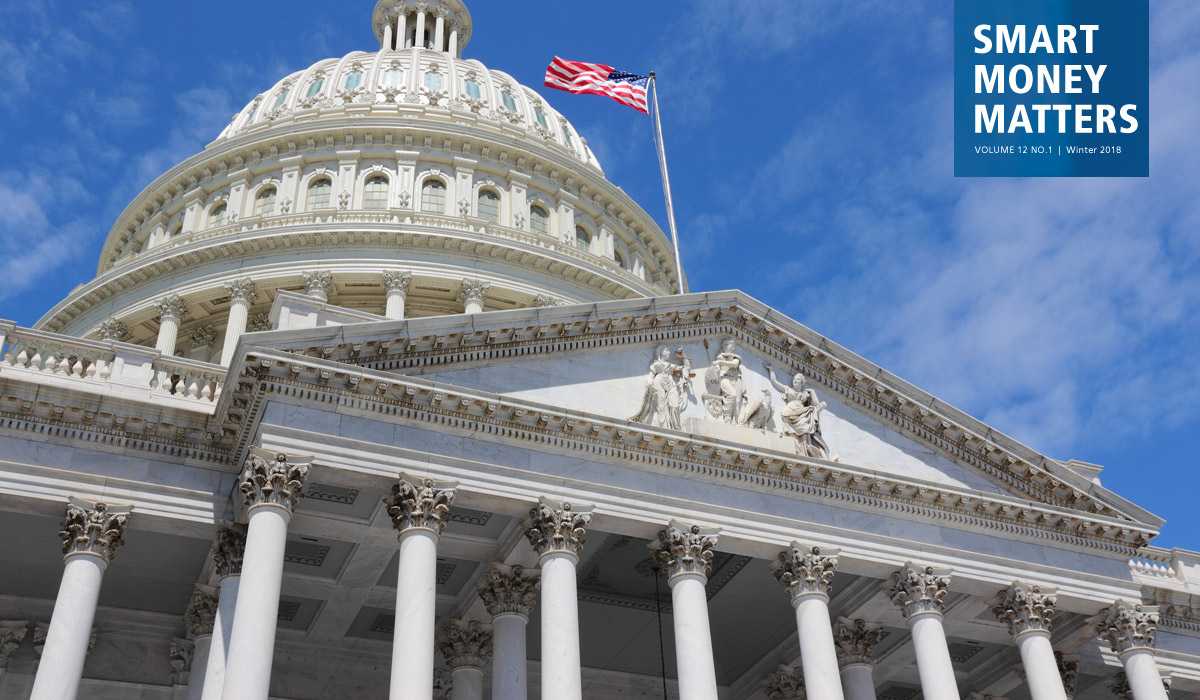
[1,2,1199,700]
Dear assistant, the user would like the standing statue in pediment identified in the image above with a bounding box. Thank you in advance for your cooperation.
[765,363,833,460]
[631,346,694,430]
[703,339,747,424]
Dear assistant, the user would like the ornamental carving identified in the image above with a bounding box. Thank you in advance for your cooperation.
[702,338,746,424]
[189,326,216,351]
[1055,652,1080,697]
[888,563,951,619]
[630,346,693,431]
[96,319,130,342]
[525,497,592,557]
[835,617,884,667]
[652,522,719,580]
[169,637,193,685]
[60,500,132,562]
[0,621,28,669]
[238,449,312,513]
[762,663,805,700]
[1106,672,1132,700]
[771,544,838,601]
[437,619,492,670]
[303,271,333,300]
[477,564,539,617]
[397,190,412,207]
[224,278,259,305]
[155,295,190,322]
[1097,600,1158,654]
[384,474,458,536]
[185,585,218,639]
[338,191,351,210]
[212,523,247,577]
[383,270,412,294]
[247,314,272,332]
[765,363,833,460]
[530,294,563,308]
[993,581,1056,637]
[457,279,490,306]
[458,198,471,217]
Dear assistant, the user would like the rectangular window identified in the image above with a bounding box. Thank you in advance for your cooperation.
[425,72,443,91]
[465,80,481,99]
[535,108,548,129]
[306,78,324,98]
[344,72,363,90]
[271,89,289,110]
[384,69,403,88]
[502,92,517,112]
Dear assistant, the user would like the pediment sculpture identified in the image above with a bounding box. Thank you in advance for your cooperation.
[630,346,694,431]
[765,363,835,461]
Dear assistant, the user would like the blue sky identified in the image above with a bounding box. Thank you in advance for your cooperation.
[0,1,1197,547]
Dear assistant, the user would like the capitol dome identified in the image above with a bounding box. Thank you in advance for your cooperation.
[34,0,679,365]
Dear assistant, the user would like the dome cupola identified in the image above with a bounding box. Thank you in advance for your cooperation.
[372,0,472,55]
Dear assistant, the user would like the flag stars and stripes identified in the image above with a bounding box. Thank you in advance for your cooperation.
[544,57,650,114]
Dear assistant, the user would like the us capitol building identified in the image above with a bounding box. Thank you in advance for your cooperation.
[1,2,1197,700]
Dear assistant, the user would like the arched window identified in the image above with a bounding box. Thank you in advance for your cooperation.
[575,225,591,252]
[614,250,625,268]
[255,187,277,216]
[477,189,499,223]
[208,203,227,228]
[529,205,549,236]
[307,178,332,211]
[364,176,390,210]
[421,179,446,213]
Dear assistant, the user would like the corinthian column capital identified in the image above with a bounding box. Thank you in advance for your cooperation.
[771,542,838,601]
[762,663,805,700]
[457,278,490,305]
[652,520,719,581]
[477,563,539,617]
[384,473,458,536]
[224,278,259,304]
[887,562,951,619]
[238,448,312,514]
[96,319,130,342]
[0,621,29,669]
[59,498,132,563]
[993,581,1057,637]
[437,619,492,670]
[212,522,247,577]
[303,270,333,300]
[835,617,884,668]
[1096,600,1158,654]
[382,270,412,294]
[184,585,218,639]
[155,294,190,322]
[525,497,592,558]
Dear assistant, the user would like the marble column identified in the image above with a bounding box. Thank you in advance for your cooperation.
[438,619,492,700]
[433,10,446,52]
[30,499,132,700]
[835,618,884,700]
[414,11,426,48]
[886,563,959,700]
[525,497,592,700]
[384,474,458,700]
[220,279,257,366]
[1096,601,1169,700]
[184,586,217,700]
[652,521,721,700]
[458,279,489,314]
[383,271,412,320]
[448,24,459,57]
[382,22,393,51]
[397,13,407,49]
[155,295,190,356]
[771,543,845,700]
[993,582,1068,700]
[477,564,539,700]
[220,450,310,700]
[303,270,333,302]
[202,525,245,700]
[762,664,805,700]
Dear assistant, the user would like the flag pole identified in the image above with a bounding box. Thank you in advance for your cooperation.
[648,72,687,294]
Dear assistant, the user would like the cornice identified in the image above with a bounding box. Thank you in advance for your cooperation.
[38,215,659,334]
[218,343,1154,555]
[234,294,1150,529]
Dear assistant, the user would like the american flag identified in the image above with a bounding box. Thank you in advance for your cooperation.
[543,57,649,114]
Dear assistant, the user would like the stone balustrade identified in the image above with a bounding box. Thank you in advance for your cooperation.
[0,321,224,412]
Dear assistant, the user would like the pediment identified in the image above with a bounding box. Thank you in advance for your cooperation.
[233,290,1161,538]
